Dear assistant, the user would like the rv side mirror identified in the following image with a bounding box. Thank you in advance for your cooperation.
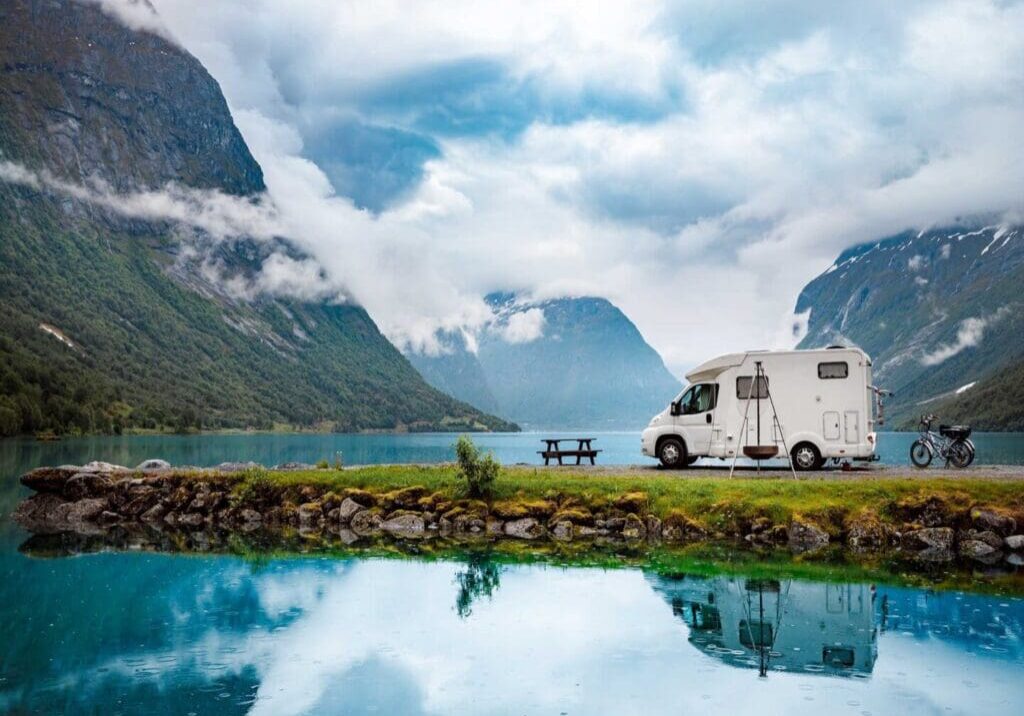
[670,401,680,416]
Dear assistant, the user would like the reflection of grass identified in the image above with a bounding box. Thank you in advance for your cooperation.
[240,465,1024,535]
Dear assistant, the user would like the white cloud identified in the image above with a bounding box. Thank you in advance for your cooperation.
[920,309,1009,366]
[56,1,1024,372]
[499,308,546,344]
[81,0,176,42]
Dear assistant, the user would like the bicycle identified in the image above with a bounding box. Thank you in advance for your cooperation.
[910,414,974,468]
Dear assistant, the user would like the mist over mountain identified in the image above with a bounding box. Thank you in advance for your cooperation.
[408,294,682,430]
[796,223,1024,429]
[0,0,513,435]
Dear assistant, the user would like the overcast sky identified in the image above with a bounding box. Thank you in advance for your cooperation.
[109,0,1024,375]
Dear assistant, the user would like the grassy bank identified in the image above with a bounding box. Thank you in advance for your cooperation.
[240,464,1024,537]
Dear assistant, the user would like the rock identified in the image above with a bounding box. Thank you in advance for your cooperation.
[485,518,505,536]
[178,513,205,527]
[140,503,167,522]
[661,514,707,543]
[337,498,365,523]
[902,527,955,552]
[82,461,128,472]
[504,517,544,540]
[604,517,627,532]
[613,492,648,514]
[971,509,1017,537]
[960,539,1000,561]
[297,502,323,526]
[20,466,78,494]
[273,462,314,471]
[384,486,430,509]
[1005,535,1024,551]
[622,514,647,540]
[350,509,382,535]
[381,513,426,537]
[57,498,109,525]
[98,510,122,524]
[552,520,574,541]
[65,472,113,500]
[326,507,341,522]
[788,520,829,552]
[136,459,171,470]
[13,493,66,526]
[1007,553,1024,566]
[240,508,263,524]
[644,515,662,540]
[215,461,261,472]
[959,529,1003,550]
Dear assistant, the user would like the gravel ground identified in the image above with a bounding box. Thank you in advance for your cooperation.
[504,462,1024,481]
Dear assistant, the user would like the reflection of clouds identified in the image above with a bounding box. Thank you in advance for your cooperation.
[5,555,1024,715]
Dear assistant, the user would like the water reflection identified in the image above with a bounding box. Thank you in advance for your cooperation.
[648,575,877,677]
[1,547,1023,715]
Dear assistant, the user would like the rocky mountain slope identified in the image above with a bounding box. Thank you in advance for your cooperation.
[796,223,1024,428]
[0,0,513,435]
[408,294,681,429]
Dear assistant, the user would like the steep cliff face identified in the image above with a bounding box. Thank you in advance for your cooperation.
[408,294,681,429]
[796,223,1024,427]
[0,0,513,435]
[0,0,262,194]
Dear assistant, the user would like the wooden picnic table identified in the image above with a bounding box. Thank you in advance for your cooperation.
[538,437,601,466]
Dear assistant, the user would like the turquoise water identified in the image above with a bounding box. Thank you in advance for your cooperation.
[2,437,1024,714]
[1,430,1023,472]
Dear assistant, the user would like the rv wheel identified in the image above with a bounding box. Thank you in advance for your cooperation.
[791,443,822,471]
[658,438,686,469]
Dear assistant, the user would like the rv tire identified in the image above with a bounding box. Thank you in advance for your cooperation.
[658,437,687,469]
[791,442,823,471]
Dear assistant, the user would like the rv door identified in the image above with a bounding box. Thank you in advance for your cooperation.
[676,383,718,456]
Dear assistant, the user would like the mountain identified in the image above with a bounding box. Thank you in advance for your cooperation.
[0,0,514,436]
[795,223,1024,428]
[408,294,682,429]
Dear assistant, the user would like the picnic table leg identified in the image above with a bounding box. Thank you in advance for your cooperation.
[589,454,595,465]
[576,453,582,465]
[557,454,563,466]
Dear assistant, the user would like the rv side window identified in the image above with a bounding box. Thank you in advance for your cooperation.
[818,361,849,379]
[736,376,769,399]
[680,383,718,414]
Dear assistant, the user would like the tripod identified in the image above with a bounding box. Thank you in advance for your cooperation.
[729,360,796,478]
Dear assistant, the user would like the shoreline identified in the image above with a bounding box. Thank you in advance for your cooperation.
[13,462,1024,568]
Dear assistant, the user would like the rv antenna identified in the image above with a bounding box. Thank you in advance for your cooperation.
[730,360,797,478]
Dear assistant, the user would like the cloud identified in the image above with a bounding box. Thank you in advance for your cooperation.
[499,308,546,344]
[80,0,176,42]
[920,308,1009,366]
[78,1,1024,372]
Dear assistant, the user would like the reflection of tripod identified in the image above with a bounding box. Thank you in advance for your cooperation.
[736,579,791,678]
[729,360,796,478]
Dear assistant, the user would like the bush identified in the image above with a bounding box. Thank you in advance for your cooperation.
[455,435,499,499]
[316,459,330,470]
[235,466,276,504]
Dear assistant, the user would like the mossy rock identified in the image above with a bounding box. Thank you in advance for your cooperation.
[662,511,707,542]
[492,500,555,520]
[548,508,593,526]
[342,488,375,507]
[382,486,430,509]
[613,492,648,514]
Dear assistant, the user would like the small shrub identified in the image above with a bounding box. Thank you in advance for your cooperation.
[333,452,344,470]
[316,459,330,470]
[236,466,276,504]
[455,435,499,499]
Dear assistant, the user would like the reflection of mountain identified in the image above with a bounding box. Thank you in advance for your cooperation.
[646,574,878,677]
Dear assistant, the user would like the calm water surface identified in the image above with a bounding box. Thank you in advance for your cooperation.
[2,437,1024,715]
[2,430,1024,471]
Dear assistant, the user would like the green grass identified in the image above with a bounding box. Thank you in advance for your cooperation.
[221,465,1024,536]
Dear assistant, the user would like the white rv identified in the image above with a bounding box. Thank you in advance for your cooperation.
[641,347,878,470]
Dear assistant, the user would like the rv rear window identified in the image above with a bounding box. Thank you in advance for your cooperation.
[736,376,769,399]
[818,361,849,379]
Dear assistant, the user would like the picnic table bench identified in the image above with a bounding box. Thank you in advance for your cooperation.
[538,437,602,466]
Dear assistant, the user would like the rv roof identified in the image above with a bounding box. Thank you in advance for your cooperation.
[684,347,867,383]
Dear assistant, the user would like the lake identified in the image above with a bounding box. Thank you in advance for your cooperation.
[2,435,1024,715]
[2,430,1024,473]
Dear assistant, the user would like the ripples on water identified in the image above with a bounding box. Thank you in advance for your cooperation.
[1,436,1024,714]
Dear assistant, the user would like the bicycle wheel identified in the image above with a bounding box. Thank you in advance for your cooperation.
[910,440,933,468]
[963,439,976,467]
[948,440,971,469]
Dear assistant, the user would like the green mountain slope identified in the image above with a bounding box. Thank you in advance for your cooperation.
[795,223,1024,429]
[924,359,1024,431]
[0,0,513,435]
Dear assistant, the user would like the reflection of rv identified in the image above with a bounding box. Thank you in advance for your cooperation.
[646,573,878,677]
[641,348,879,469]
